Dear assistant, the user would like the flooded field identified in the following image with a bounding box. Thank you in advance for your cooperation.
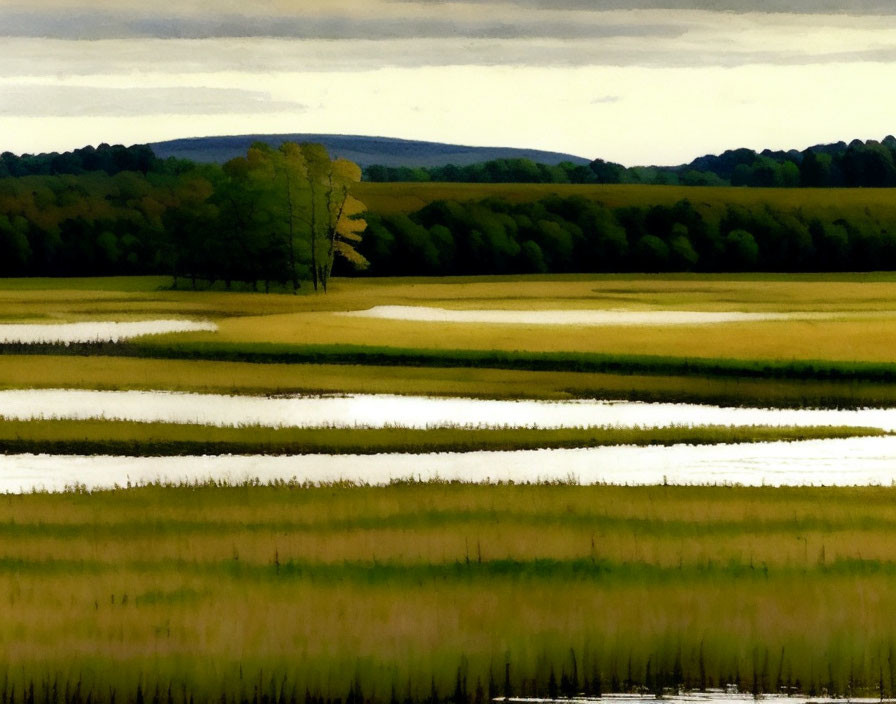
[1,389,895,429]
[6,435,896,491]
[0,319,217,343]
[339,306,835,326]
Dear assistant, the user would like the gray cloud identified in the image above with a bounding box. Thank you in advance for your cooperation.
[397,0,896,13]
[0,85,305,116]
[0,7,684,40]
[4,35,896,79]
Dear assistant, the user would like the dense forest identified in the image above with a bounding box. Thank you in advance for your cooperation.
[5,140,896,285]
[364,137,896,188]
[360,196,896,275]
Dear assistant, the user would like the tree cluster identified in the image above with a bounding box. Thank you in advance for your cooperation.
[0,143,172,178]
[0,143,368,290]
[360,196,896,275]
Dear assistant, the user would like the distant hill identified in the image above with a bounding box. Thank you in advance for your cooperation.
[148,134,590,168]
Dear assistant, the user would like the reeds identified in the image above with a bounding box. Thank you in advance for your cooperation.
[4,356,896,409]
[0,419,879,455]
[3,484,896,702]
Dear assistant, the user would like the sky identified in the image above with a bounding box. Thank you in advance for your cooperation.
[2,1,896,165]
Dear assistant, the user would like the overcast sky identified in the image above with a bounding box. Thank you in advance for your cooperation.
[2,1,896,165]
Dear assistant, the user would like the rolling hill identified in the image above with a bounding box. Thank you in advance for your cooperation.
[148,134,590,168]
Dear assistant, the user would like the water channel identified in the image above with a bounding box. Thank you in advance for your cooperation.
[2,389,896,429]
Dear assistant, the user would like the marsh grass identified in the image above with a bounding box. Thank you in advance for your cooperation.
[36,340,896,386]
[5,483,896,702]
[3,356,896,409]
[9,276,896,367]
[0,419,880,455]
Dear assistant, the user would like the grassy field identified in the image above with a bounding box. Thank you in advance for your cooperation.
[4,483,896,703]
[9,354,896,407]
[7,276,896,406]
[0,419,877,456]
[353,181,896,220]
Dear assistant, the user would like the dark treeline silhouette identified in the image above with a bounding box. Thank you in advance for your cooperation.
[360,196,896,275]
[0,143,195,178]
[364,137,896,188]
[365,159,596,185]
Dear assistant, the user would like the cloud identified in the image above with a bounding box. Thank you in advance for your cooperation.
[395,0,896,13]
[2,5,896,82]
[0,7,684,41]
[0,85,305,116]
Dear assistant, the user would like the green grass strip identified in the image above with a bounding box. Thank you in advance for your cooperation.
[7,339,896,383]
[1,555,894,582]
[0,419,882,456]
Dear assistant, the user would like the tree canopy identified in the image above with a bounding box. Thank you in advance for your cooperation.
[0,142,368,291]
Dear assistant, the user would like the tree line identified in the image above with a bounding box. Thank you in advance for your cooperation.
[0,143,178,178]
[10,136,896,189]
[6,140,896,283]
[360,196,896,275]
[0,142,367,290]
[364,137,896,188]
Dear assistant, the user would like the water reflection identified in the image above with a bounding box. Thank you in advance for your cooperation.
[1,390,895,430]
[6,435,896,493]
[338,306,833,326]
[0,320,216,343]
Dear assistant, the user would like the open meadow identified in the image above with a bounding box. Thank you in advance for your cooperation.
[6,275,896,407]
[3,483,896,702]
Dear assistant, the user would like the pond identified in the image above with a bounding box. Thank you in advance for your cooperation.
[0,319,217,343]
[5,435,896,492]
[2,389,895,429]
[338,306,834,326]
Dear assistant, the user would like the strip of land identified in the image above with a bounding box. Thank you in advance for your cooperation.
[0,420,878,455]
[3,355,896,409]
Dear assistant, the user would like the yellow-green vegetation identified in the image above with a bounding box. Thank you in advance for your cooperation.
[354,181,896,219]
[8,355,896,407]
[4,482,896,703]
[5,274,896,358]
[0,419,879,456]
[9,275,896,404]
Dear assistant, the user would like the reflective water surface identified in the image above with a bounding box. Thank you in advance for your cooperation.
[338,306,833,326]
[2,390,896,429]
[6,435,896,492]
[0,319,217,343]
[510,696,891,704]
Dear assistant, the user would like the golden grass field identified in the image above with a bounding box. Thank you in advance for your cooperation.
[6,274,896,407]
[353,181,896,220]
[7,354,896,409]
[7,276,896,387]
[3,483,896,701]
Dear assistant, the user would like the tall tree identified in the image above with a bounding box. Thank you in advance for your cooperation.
[299,144,368,291]
[321,158,368,290]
